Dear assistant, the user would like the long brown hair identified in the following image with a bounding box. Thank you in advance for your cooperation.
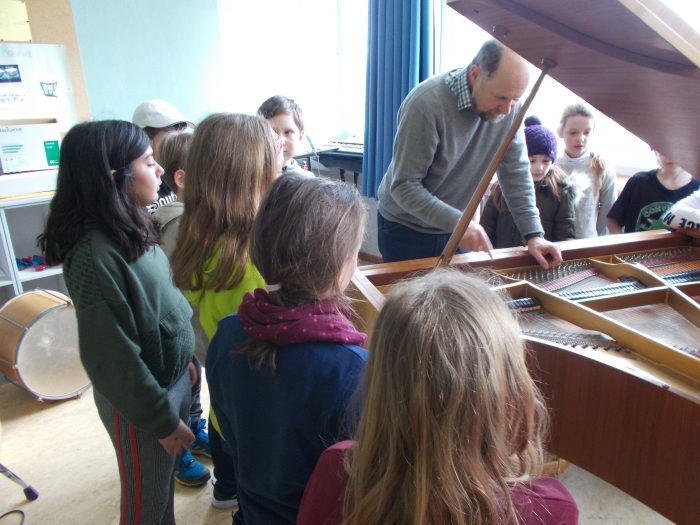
[171,113,277,291]
[491,164,568,213]
[345,269,547,525]
[239,174,366,371]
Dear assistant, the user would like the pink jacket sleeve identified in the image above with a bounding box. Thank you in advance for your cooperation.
[511,477,579,525]
[297,441,353,525]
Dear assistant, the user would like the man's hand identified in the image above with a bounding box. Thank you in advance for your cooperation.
[527,236,562,269]
[458,221,493,256]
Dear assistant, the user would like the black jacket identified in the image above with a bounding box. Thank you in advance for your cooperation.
[481,180,576,248]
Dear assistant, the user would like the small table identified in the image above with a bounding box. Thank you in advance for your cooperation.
[318,149,362,186]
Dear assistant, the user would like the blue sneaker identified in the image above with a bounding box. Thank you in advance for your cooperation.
[175,449,211,487]
[191,419,211,458]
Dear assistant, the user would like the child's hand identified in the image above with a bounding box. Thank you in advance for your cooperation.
[159,420,195,455]
[187,361,197,386]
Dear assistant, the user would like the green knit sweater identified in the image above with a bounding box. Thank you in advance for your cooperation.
[63,228,194,438]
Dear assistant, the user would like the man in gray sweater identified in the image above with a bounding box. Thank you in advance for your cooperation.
[377,39,561,269]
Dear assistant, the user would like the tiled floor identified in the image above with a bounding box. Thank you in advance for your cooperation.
[558,465,671,524]
[0,379,672,525]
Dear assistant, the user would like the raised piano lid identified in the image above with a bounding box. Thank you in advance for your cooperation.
[447,0,700,175]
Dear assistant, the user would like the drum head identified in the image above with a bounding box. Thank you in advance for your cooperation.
[16,303,90,400]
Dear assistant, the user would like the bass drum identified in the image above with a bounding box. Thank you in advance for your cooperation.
[0,290,90,401]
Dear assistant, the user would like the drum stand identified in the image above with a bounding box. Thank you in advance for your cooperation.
[0,462,39,500]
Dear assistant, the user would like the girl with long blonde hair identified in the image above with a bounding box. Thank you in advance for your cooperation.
[171,112,278,318]
[298,269,578,525]
[556,103,615,238]
[170,112,280,508]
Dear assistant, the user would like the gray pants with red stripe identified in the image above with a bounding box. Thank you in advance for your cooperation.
[94,371,191,525]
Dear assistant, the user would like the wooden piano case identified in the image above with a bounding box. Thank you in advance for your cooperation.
[353,1,700,521]
[350,231,700,524]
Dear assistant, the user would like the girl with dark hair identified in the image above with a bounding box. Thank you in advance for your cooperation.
[38,120,196,525]
[205,174,368,525]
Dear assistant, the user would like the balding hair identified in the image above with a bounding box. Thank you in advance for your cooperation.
[471,39,505,78]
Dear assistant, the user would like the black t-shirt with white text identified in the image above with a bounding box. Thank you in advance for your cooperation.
[607,169,699,232]
[147,182,177,214]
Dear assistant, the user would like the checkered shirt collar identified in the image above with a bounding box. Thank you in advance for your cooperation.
[445,66,475,111]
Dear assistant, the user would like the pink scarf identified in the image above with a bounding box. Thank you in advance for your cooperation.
[238,289,367,346]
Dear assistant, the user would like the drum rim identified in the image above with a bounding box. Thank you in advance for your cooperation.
[3,375,92,401]
[0,289,88,401]
[0,289,71,310]
[0,302,75,359]
[17,301,74,334]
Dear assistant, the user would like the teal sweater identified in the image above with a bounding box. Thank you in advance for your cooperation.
[63,228,194,438]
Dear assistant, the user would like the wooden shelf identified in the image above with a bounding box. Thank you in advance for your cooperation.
[0,170,57,199]
[17,265,63,283]
[0,190,64,298]
[0,190,55,208]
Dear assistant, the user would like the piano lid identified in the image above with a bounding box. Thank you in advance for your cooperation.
[447,0,700,176]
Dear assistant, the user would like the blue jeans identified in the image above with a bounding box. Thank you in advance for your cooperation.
[377,212,460,262]
[189,356,202,433]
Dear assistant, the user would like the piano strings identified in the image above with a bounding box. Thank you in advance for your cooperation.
[505,292,700,359]
[619,246,700,277]
[498,246,700,291]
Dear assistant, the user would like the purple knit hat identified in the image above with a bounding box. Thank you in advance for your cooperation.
[524,116,557,162]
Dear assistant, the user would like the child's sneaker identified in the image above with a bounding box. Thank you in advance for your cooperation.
[191,419,211,458]
[31,255,47,271]
[175,450,211,487]
[212,483,238,509]
[15,258,30,271]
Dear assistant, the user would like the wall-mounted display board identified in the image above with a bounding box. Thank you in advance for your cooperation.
[0,43,77,132]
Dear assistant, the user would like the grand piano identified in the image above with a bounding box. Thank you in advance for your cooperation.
[350,2,700,524]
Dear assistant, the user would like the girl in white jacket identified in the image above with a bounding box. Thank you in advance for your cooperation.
[556,103,616,238]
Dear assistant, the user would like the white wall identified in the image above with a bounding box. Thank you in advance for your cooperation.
[71,0,368,143]
[71,0,220,124]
